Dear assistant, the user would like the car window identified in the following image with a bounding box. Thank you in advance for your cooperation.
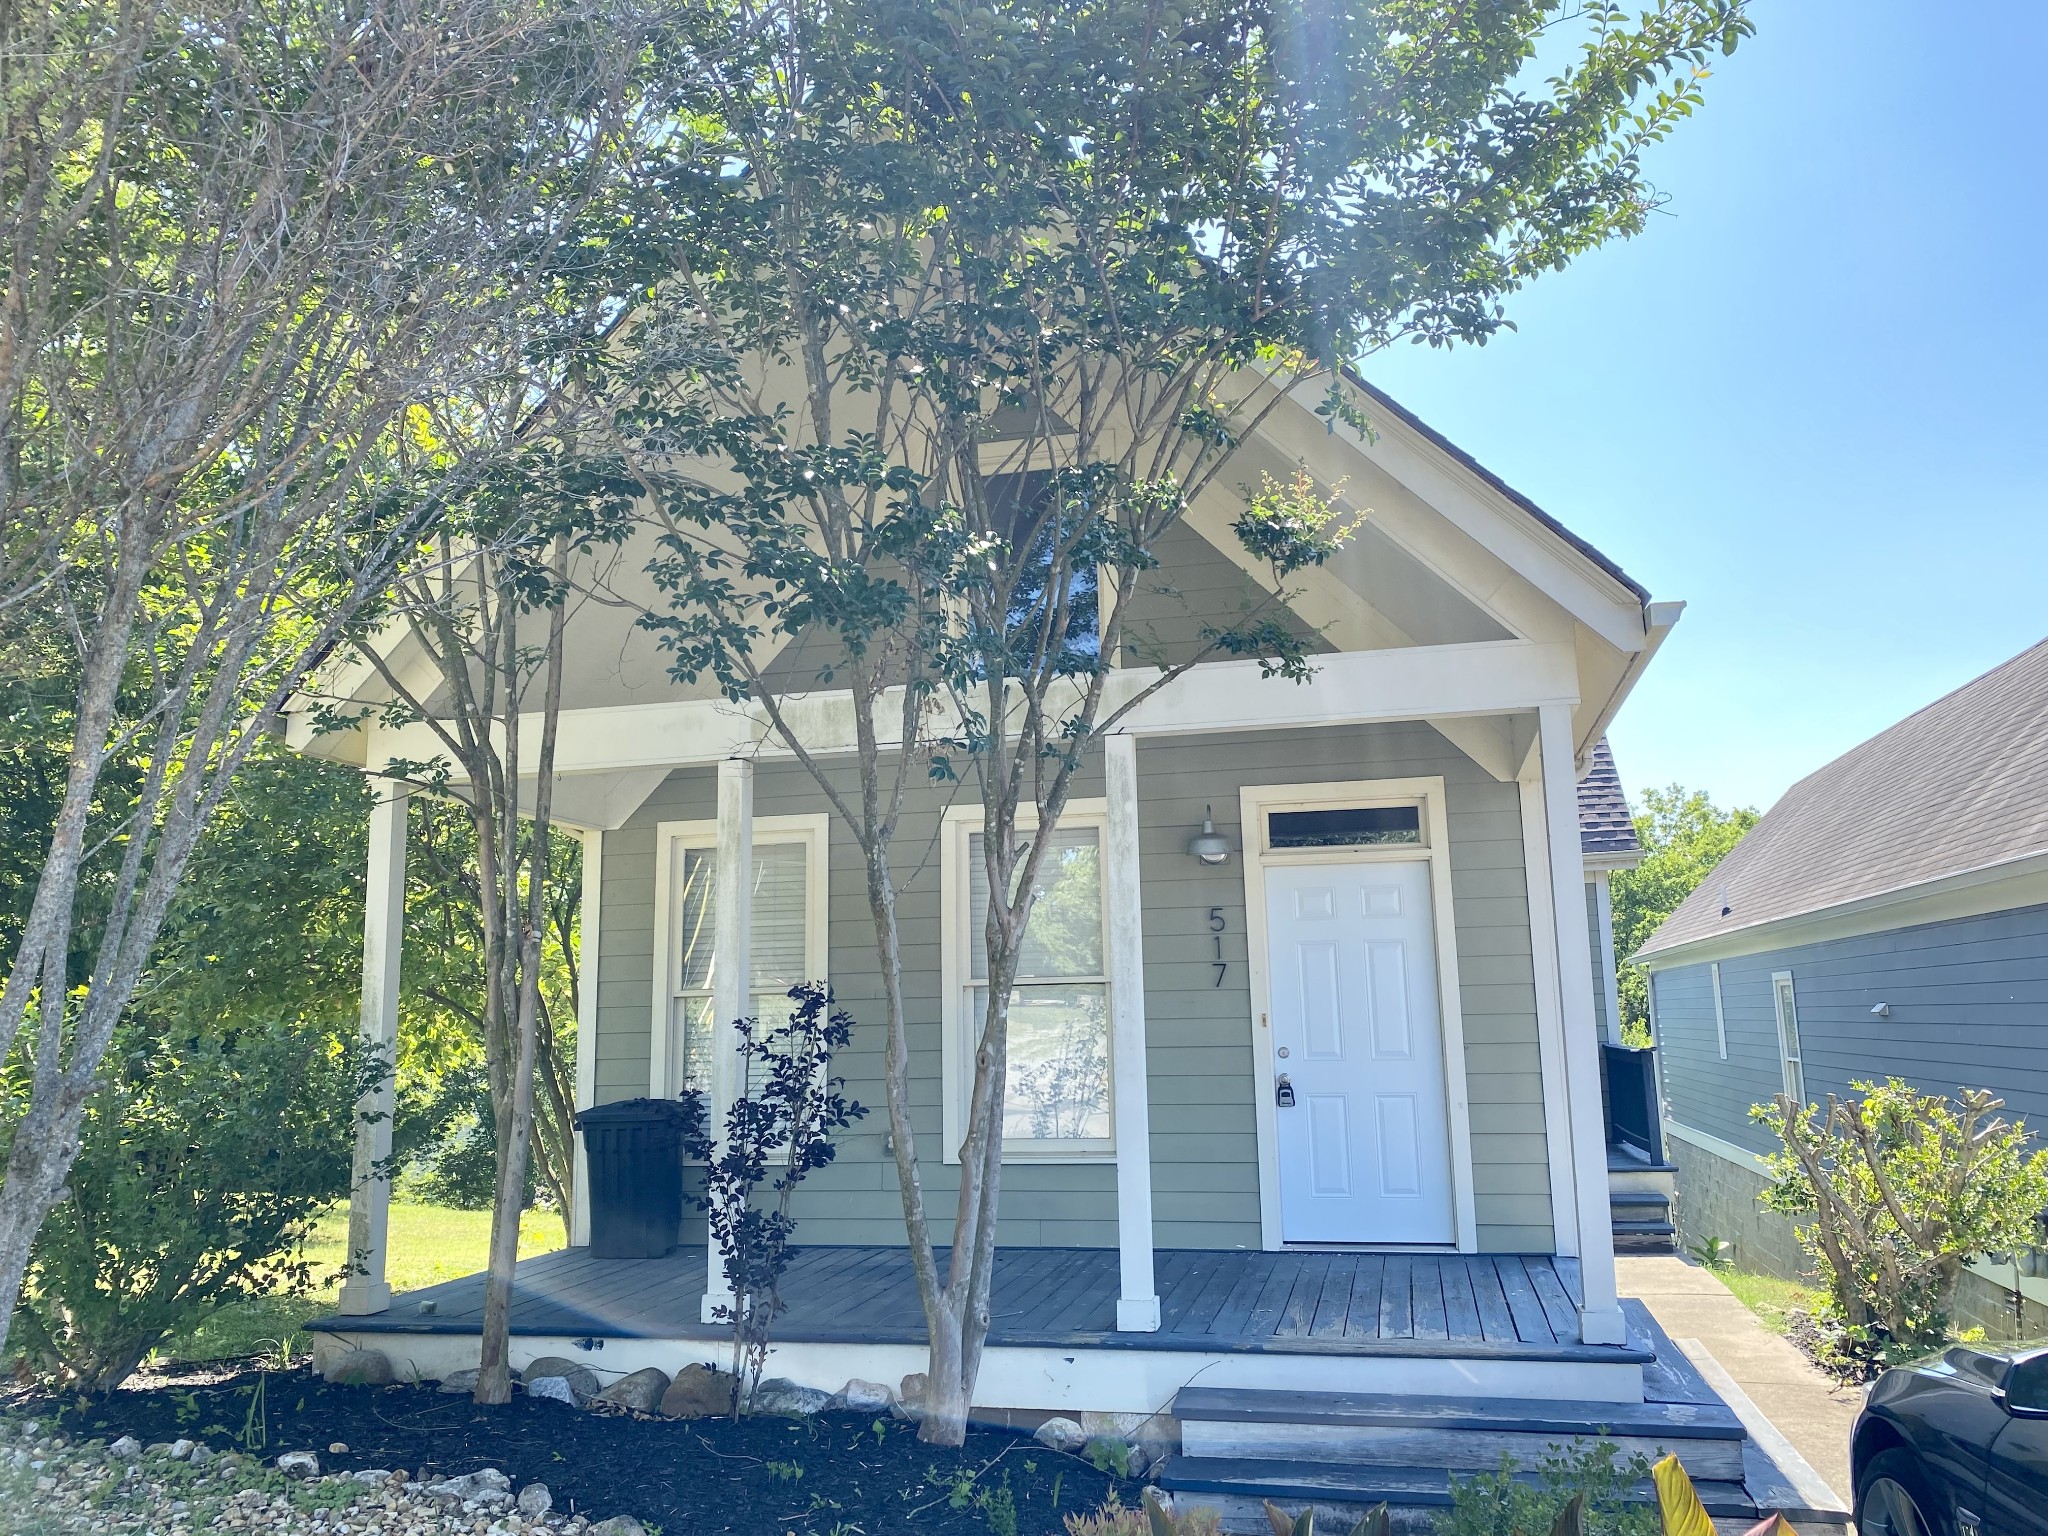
[2005,1354,2048,1413]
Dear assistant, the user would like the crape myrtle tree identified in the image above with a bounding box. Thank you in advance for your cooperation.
[401,800,587,1231]
[342,456,643,1405]
[610,0,1752,1443]
[0,0,665,1362]
[328,36,699,1397]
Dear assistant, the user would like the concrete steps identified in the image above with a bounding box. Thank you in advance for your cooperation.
[1156,1454,1759,1521]
[1170,1384,1747,1482]
[1152,1298,1847,1535]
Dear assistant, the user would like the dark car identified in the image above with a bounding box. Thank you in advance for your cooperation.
[1853,1341,2048,1536]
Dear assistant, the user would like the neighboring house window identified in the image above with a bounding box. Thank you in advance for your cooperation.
[654,816,828,1099]
[942,801,1114,1161]
[1771,970,1805,1103]
[1709,961,1729,1061]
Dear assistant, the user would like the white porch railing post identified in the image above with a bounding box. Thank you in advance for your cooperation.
[337,785,408,1316]
[704,757,753,1323]
[1537,703,1627,1346]
[570,827,602,1248]
[1105,734,1160,1331]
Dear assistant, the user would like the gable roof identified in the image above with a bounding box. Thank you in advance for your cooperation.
[1346,374,1650,605]
[1638,637,2048,960]
[1578,737,1641,863]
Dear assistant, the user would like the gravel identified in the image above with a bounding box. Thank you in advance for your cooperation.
[0,1416,643,1536]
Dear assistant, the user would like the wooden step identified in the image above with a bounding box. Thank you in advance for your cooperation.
[1171,1386,1746,1481]
[1610,1189,1669,1212]
[1156,1454,1759,1518]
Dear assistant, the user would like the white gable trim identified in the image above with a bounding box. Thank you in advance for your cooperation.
[343,640,1581,779]
[1262,375,1648,654]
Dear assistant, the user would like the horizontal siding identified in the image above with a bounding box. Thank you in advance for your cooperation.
[1655,900,2048,1155]
[594,718,1554,1252]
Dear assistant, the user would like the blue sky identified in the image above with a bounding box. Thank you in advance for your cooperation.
[1363,1,2048,814]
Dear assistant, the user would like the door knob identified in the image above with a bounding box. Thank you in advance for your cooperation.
[1275,1074,1296,1109]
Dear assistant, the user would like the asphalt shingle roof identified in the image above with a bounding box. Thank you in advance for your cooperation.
[1638,637,2048,959]
[1578,737,1641,859]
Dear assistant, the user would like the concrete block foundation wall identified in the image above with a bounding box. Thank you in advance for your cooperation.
[1669,1135,2048,1343]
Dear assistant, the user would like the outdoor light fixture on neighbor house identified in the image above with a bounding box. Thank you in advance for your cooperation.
[1188,806,1232,865]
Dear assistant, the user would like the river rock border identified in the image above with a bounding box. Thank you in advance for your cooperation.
[0,1415,652,1536]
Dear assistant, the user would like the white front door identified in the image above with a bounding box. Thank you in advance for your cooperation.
[1265,859,1455,1244]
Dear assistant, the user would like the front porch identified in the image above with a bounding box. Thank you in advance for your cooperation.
[308,1244,1858,1528]
[313,1244,1652,1412]
[319,1244,1629,1359]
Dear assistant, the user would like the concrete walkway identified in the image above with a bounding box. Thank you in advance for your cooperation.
[1619,1254,1863,1513]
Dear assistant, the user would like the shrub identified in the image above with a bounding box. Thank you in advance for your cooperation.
[1755,1079,2048,1374]
[8,1019,367,1392]
[1439,1441,1658,1536]
[393,1066,543,1212]
[1065,1490,1224,1536]
[681,981,865,1412]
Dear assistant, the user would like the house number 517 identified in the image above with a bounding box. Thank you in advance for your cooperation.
[1209,907,1227,988]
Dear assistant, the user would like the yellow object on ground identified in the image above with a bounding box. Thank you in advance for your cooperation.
[1652,1454,1717,1536]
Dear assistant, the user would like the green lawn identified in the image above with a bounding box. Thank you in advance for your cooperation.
[156,1201,566,1367]
[1713,1265,1819,1335]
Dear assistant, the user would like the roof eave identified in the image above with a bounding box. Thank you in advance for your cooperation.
[1637,846,2048,969]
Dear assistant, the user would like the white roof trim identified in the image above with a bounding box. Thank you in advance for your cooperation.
[1271,377,1650,654]
[1638,847,2048,970]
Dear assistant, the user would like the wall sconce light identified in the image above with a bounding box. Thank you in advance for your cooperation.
[1871,1001,1890,1018]
[1188,805,1232,866]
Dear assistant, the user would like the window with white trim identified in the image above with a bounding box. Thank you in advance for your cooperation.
[655,817,827,1099]
[1709,961,1729,1061]
[1771,970,1805,1103]
[943,803,1114,1160]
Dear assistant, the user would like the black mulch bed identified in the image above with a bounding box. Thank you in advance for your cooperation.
[11,1365,1137,1536]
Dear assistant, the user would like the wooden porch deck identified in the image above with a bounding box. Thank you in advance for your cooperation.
[318,1247,1650,1363]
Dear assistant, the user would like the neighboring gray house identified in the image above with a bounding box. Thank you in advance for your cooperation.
[1638,637,2048,1328]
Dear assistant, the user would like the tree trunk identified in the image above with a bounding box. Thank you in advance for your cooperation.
[0,1071,89,1366]
[475,932,543,1404]
[475,533,569,1404]
[920,1306,971,1445]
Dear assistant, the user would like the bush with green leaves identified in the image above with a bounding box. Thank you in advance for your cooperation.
[8,1018,366,1392]
[1439,1441,1658,1536]
[1756,1079,2048,1375]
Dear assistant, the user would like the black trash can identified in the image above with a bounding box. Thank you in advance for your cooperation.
[574,1097,695,1259]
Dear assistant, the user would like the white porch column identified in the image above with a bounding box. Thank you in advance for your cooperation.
[1518,774,1581,1262]
[1104,734,1160,1331]
[703,756,753,1322]
[337,785,407,1316]
[570,827,602,1248]
[1593,871,1626,1047]
[1537,703,1626,1346]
